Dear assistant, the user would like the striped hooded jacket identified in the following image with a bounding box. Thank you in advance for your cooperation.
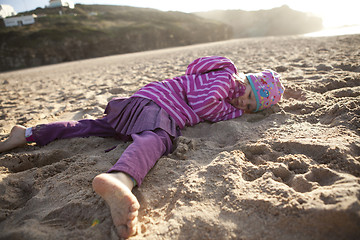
[132,56,246,129]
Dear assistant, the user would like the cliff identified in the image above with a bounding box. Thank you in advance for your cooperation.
[0,4,232,72]
[195,5,323,38]
[0,5,323,72]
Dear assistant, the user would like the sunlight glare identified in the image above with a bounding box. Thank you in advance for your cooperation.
[121,0,360,28]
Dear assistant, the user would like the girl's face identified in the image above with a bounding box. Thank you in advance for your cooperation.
[230,78,257,113]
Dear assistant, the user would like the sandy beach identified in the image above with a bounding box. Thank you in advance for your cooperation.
[0,34,359,239]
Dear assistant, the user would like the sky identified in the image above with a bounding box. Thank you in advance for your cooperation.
[1,0,359,28]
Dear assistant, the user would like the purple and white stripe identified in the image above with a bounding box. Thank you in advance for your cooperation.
[132,56,245,128]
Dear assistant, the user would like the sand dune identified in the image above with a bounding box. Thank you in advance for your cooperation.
[0,34,359,239]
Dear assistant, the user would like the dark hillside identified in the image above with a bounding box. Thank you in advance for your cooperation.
[0,4,232,72]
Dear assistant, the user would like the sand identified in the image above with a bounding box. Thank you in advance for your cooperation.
[0,34,359,240]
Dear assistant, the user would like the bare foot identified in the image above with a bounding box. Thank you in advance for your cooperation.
[0,125,27,153]
[92,172,140,238]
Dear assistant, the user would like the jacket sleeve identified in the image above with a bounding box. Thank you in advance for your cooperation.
[186,56,244,122]
[197,99,244,122]
[187,74,244,122]
[185,56,238,76]
[191,94,244,122]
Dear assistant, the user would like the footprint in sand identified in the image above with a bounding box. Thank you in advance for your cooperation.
[304,167,341,186]
[289,174,315,193]
[108,87,126,95]
[326,86,360,98]
[283,87,306,101]
[0,175,35,213]
[334,63,360,72]
[316,64,334,71]
[0,149,71,173]
[41,202,96,229]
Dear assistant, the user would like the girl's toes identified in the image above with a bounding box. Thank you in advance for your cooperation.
[130,203,140,212]
[127,217,137,228]
[128,210,138,220]
[127,224,137,237]
[116,225,128,238]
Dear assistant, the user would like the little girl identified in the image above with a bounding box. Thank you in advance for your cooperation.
[0,56,284,238]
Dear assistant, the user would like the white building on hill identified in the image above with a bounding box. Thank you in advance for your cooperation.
[3,15,36,27]
[0,4,17,18]
[48,0,75,9]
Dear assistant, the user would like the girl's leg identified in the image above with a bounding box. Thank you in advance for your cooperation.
[30,117,117,146]
[107,128,173,186]
[0,117,117,153]
[92,129,173,238]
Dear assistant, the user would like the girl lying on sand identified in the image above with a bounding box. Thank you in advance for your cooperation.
[0,56,284,238]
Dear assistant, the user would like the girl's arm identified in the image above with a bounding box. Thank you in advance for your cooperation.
[186,56,244,122]
[185,56,238,76]
[187,75,244,122]
[189,92,244,122]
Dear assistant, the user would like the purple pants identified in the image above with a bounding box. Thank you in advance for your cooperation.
[30,117,173,186]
